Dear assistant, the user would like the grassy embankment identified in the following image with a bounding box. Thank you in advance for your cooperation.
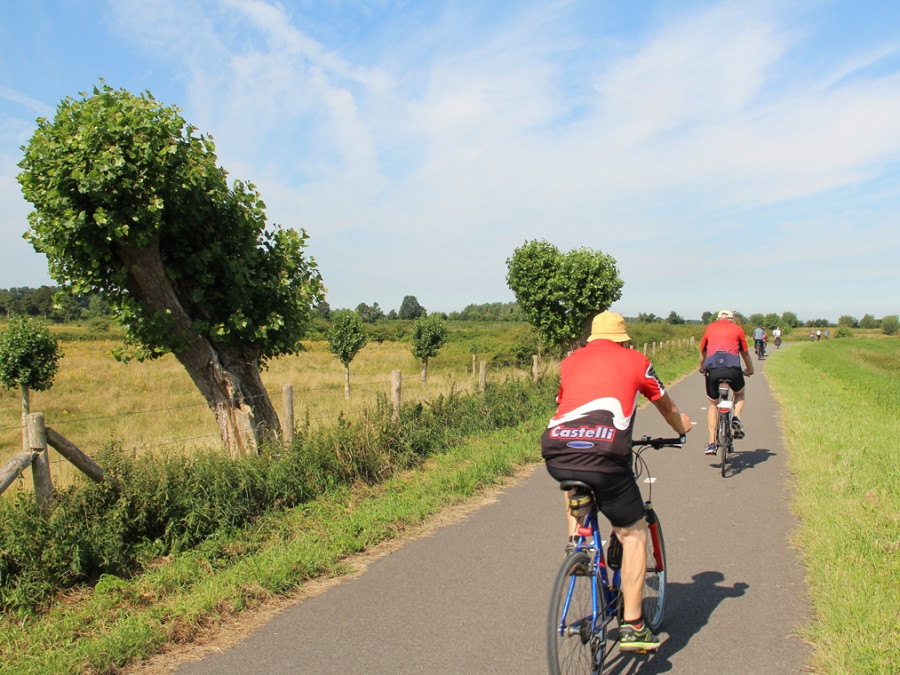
[766,338,899,674]
[0,325,699,674]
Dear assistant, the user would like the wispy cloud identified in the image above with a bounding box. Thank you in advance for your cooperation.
[2,0,899,317]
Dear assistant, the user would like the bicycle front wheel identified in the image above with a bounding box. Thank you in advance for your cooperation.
[643,508,667,633]
[547,551,607,674]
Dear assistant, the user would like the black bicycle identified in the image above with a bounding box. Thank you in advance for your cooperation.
[546,435,684,674]
[715,381,735,477]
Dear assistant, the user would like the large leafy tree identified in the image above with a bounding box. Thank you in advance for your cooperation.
[327,310,368,399]
[411,314,447,385]
[17,84,324,454]
[506,240,623,354]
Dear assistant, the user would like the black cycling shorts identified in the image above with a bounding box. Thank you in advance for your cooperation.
[545,465,646,528]
[704,366,744,400]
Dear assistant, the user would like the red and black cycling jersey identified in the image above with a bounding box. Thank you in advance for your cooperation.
[700,319,748,370]
[541,340,666,473]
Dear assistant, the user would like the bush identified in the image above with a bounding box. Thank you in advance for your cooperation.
[882,315,899,336]
[833,326,852,339]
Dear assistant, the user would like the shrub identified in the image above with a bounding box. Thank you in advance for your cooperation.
[833,326,852,339]
[882,315,899,336]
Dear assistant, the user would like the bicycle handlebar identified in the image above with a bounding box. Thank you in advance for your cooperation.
[631,435,686,449]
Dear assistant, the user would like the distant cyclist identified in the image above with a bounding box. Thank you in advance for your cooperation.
[772,326,782,348]
[752,324,766,358]
[699,310,754,455]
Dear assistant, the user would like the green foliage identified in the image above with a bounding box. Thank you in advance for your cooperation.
[448,302,523,321]
[327,310,368,366]
[837,315,857,327]
[859,313,878,329]
[354,302,384,323]
[0,315,61,393]
[882,315,899,335]
[781,311,801,327]
[398,295,425,320]
[763,313,780,330]
[505,240,623,354]
[17,83,324,365]
[0,377,557,614]
[411,314,448,362]
[748,313,765,327]
[666,311,684,325]
[833,325,852,338]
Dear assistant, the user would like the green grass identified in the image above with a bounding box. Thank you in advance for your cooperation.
[766,339,900,674]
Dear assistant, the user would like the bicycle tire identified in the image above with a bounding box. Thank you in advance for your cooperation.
[546,551,608,674]
[717,413,729,477]
[643,508,667,633]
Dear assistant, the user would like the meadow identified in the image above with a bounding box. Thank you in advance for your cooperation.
[0,320,702,494]
[766,338,899,674]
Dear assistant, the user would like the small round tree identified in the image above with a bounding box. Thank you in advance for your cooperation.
[0,315,61,434]
[506,240,623,355]
[882,315,899,336]
[327,310,368,399]
[412,314,447,386]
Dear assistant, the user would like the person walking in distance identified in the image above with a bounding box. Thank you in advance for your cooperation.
[541,311,692,652]
[698,310,754,455]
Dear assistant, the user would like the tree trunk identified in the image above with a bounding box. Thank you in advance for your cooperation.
[20,384,30,450]
[343,363,351,399]
[421,359,428,386]
[117,235,279,456]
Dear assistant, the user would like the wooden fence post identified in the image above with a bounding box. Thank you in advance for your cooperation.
[479,361,487,393]
[532,354,540,382]
[391,370,402,420]
[282,384,294,447]
[0,452,34,496]
[471,354,476,380]
[26,412,54,510]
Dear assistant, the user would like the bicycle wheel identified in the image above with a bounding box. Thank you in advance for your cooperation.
[717,414,729,477]
[643,508,667,633]
[547,551,608,674]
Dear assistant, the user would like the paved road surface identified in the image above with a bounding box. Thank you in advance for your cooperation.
[175,353,810,674]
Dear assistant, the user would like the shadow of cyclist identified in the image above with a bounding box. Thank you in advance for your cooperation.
[727,447,776,476]
[601,571,749,674]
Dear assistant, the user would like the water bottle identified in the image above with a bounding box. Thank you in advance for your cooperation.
[607,532,622,570]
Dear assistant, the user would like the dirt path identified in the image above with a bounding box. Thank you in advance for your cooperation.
[142,354,811,674]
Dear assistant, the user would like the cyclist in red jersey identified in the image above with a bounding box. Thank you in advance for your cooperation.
[542,311,691,652]
[698,309,754,455]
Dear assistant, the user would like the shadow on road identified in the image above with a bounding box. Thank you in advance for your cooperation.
[726,447,776,477]
[601,571,749,674]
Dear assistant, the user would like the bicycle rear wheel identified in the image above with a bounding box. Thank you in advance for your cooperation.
[643,507,667,633]
[547,551,608,674]
[717,414,729,477]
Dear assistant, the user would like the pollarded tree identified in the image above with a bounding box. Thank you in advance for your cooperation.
[327,310,368,399]
[882,315,899,335]
[506,240,623,354]
[412,314,447,385]
[17,84,324,455]
[0,315,61,433]
[859,314,878,329]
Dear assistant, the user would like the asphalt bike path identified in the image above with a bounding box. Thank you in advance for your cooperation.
[174,353,811,674]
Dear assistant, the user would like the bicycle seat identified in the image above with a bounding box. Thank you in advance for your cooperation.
[558,480,592,493]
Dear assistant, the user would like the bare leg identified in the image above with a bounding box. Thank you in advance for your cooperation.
[615,519,648,623]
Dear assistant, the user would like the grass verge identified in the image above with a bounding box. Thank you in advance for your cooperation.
[766,339,899,674]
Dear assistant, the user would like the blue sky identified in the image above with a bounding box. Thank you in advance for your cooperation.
[2,0,899,322]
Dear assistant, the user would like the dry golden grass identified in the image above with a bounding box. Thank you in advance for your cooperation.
[0,335,533,495]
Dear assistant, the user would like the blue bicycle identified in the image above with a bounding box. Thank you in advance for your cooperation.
[546,435,684,674]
